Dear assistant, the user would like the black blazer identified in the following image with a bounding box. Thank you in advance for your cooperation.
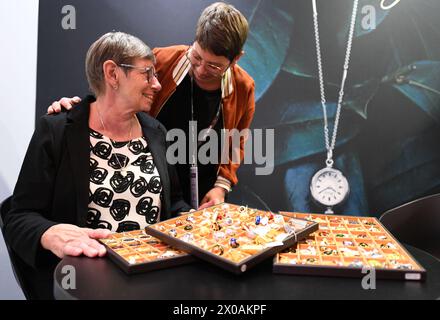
[4,95,190,271]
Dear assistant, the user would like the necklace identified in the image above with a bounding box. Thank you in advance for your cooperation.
[95,104,134,177]
[309,0,359,214]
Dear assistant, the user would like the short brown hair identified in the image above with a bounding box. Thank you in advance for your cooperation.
[85,32,155,96]
[195,2,249,62]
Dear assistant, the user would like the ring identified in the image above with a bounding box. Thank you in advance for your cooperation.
[175,220,183,227]
[230,238,240,248]
[212,244,224,256]
[211,222,222,231]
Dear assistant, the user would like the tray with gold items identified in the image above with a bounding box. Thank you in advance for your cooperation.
[99,230,195,274]
[273,212,426,281]
[144,203,319,274]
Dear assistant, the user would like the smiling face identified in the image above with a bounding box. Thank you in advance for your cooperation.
[189,42,231,90]
[117,58,162,113]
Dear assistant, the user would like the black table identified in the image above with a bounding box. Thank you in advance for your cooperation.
[54,245,440,300]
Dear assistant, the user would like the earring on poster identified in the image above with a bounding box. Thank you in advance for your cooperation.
[380,0,401,10]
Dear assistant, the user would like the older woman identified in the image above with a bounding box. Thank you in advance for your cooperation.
[3,32,191,299]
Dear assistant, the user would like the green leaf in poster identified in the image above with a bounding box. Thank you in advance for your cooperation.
[343,79,381,119]
[368,127,440,186]
[384,0,440,72]
[283,0,389,81]
[239,0,294,100]
[371,160,440,213]
[361,124,440,211]
[337,0,390,45]
[383,61,440,124]
[261,101,362,166]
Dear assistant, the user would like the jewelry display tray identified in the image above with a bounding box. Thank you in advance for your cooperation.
[145,203,319,275]
[273,212,426,281]
[99,230,195,274]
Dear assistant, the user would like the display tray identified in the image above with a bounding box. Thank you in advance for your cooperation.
[273,212,426,281]
[145,203,319,274]
[99,229,195,274]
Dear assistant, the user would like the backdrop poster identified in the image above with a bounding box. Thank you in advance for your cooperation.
[37,0,440,217]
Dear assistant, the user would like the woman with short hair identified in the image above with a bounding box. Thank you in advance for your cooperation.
[4,32,191,299]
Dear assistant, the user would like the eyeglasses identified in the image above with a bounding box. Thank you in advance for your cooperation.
[119,64,158,83]
[186,47,229,77]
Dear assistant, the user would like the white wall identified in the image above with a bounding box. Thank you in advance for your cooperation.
[0,1,39,201]
[0,0,39,300]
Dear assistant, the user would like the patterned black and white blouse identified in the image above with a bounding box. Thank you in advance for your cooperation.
[87,129,163,232]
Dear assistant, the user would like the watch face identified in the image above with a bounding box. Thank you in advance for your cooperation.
[310,168,349,207]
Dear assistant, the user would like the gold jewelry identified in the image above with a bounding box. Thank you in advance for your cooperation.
[212,244,224,256]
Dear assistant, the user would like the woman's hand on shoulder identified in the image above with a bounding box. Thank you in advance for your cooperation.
[40,224,111,259]
[47,96,81,114]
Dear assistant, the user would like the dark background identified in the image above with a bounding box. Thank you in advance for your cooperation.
[36,0,253,109]
[37,0,440,217]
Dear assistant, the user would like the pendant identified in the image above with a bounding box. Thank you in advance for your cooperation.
[310,166,350,214]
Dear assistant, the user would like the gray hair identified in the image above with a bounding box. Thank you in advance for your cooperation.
[85,32,155,96]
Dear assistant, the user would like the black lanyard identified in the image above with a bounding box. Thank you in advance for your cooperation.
[190,76,222,146]
[188,76,222,209]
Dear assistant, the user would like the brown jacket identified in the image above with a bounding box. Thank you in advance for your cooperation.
[151,45,255,187]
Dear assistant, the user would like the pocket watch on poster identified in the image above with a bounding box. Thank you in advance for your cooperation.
[310,167,350,214]
[309,0,359,214]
